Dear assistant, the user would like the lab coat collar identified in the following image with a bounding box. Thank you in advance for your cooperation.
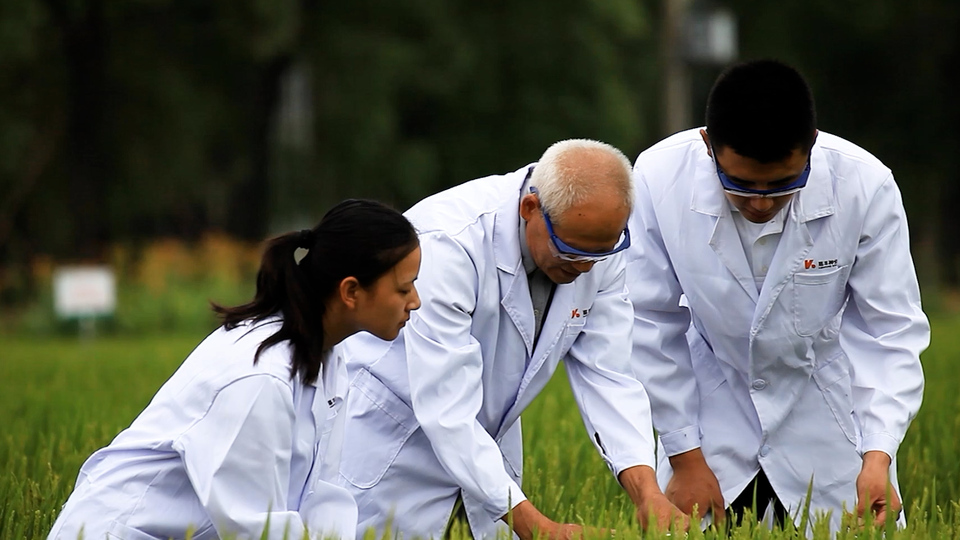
[496,281,576,437]
[313,348,341,391]
[518,171,538,275]
[688,142,832,309]
[237,315,324,383]
[493,164,536,275]
[494,164,539,353]
[690,142,835,223]
[753,202,815,329]
[794,143,835,222]
[527,284,573,363]
[491,164,576,359]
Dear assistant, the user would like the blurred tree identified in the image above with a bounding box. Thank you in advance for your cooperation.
[300,0,658,215]
[1,0,658,266]
[1,0,310,262]
[0,0,58,302]
[4,0,957,308]
[47,0,112,260]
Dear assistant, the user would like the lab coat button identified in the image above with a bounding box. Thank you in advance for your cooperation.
[759,445,771,457]
[751,379,767,390]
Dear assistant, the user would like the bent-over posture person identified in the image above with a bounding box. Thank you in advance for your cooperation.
[48,200,422,540]
[338,139,687,540]
[626,59,929,533]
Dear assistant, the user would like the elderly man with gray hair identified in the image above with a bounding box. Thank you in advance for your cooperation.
[337,140,687,540]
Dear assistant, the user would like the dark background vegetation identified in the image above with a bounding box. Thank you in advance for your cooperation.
[1,0,957,323]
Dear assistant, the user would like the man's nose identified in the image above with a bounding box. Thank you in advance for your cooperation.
[570,260,596,273]
[747,197,776,213]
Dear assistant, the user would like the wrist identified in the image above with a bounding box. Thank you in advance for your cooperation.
[619,465,663,507]
[862,450,892,471]
[505,500,554,540]
[668,447,706,471]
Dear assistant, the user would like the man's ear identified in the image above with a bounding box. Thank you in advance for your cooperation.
[338,277,361,309]
[700,129,712,157]
[519,193,539,222]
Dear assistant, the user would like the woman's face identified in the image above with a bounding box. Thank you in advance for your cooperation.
[356,246,422,341]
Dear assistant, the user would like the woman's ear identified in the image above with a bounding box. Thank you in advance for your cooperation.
[338,276,361,309]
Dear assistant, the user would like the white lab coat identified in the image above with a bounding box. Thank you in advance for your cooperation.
[48,318,357,540]
[626,129,929,532]
[338,165,657,540]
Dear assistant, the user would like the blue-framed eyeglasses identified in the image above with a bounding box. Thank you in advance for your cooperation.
[529,186,630,263]
[711,144,811,198]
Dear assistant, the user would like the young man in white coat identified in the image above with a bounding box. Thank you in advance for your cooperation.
[626,59,929,533]
[338,139,688,540]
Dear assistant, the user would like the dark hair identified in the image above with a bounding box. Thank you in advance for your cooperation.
[705,59,817,163]
[213,199,419,385]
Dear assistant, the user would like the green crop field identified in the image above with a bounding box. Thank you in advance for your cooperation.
[2,316,959,539]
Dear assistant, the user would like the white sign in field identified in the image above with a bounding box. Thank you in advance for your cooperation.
[53,266,117,318]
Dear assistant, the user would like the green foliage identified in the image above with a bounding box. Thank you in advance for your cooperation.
[0,335,198,538]
[0,0,659,261]
[4,0,960,301]
[2,315,958,538]
[304,0,658,211]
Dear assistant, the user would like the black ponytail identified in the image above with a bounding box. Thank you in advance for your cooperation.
[213,199,418,384]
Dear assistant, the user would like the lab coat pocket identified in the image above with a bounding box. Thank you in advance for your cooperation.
[339,368,419,489]
[812,355,858,446]
[106,521,163,540]
[793,265,849,337]
[559,319,586,354]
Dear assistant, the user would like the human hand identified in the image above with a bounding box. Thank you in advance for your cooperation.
[636,491,691,533]
[856,451,901,525]
[505,500,586,540]
[547,523,586,540]
[618,465,690,532]
[666,448,725,522]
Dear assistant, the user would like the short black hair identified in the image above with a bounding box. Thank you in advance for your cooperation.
[705,59,817,163]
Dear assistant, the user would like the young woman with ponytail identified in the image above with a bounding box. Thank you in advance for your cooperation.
[48,200,421,540]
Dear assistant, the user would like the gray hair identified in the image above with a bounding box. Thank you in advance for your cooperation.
[529,139,634,222]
